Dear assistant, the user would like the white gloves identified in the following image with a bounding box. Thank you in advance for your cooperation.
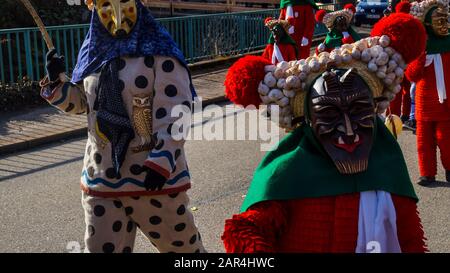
[317,43,326,52]
[301,37,309,47]
[288,26,295,34]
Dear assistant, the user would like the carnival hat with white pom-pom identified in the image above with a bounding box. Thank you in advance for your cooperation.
[409,0,449,22]
[264,17,292,34]
[224,13,427,129]
[315,4,356,30]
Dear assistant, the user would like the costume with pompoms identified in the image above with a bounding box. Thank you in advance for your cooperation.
[262,18,298,64]
[403,0,450,184]
[315,4,361,55]
[222,13,428,253]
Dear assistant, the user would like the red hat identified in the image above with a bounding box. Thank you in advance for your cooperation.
[371,13,426,63]
[315,9,327,23]
[264,17,273,25]
[344,3,356,14]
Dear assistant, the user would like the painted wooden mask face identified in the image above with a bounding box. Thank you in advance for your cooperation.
[95,0,137,38]
[309,69,376,174]
[431,8,449,37]
[272,24,287,43]
[334,15,349,33]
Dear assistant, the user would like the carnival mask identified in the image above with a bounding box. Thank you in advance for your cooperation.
[95,0,138,38]
[334,15,349,33]
[272,24,287,44]
[309,69,376,175]
[430,7,449,37]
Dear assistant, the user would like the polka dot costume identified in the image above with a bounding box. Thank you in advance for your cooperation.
[82,191,205,253]
[41,55,202,253]
[44,55,193,195]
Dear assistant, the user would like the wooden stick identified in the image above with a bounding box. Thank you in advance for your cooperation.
[18,0,54,50]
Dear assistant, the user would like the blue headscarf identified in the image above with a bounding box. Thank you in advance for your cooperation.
[71,1,196,98]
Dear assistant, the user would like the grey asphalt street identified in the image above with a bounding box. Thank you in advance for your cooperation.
[0,102,448,253]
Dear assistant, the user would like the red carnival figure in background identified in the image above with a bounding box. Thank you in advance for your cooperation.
[279,0,318,59]
[405,0,450,186]
[262,18,298,64]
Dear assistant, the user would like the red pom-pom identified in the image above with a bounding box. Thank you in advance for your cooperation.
[344,4,356,14]
[371,13,426,63]
[264,17,273,25]
[315,9,327,23]
[395,1,411,14]
[224,55,271,108]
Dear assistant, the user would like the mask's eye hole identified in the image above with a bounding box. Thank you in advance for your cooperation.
[102,2,111,7]
[120,0,130,3]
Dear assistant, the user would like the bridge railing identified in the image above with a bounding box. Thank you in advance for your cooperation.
[0,8,329,84]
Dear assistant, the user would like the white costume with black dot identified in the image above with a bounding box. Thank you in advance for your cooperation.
[42,56,204,253]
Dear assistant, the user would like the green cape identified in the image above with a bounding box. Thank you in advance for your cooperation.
[424,7,450,54]
[324,26,361,49]
[280,0,319,10]
[241,118,417,212]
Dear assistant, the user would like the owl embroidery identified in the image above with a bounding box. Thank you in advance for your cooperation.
[131,93,155,153]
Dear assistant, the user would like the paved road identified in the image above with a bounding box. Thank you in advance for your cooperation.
[0,102,448,253]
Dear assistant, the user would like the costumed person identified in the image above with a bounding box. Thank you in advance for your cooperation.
[388,1,413,125]
[315,4,361,55]
[262,18,298,65]
[222,13,428,253]
[40,0,205,253]
[405,0,450,185]
[279,0,319,59]
[403,82,417,131]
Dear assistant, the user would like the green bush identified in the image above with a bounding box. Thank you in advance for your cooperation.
[0,79,44,112]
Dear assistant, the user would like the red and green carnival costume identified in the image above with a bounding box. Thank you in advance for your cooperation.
[279,0,318,59]
[262,18,298,64]
[405,0,450,183]
[315,4,361,55]
[222,13,428,253]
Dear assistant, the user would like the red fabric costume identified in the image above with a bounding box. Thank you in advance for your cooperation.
[406,52,450,177]
[389,79,412,117]
[279,5,315,59]
[222,193,427,253]
[262,43,298,64]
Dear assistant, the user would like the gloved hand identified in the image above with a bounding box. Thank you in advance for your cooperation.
[317,43,326,53]
[46,48,65,82]
[288,25,295,34]
[342,31,350,38]
[142,165,167,191]
[301,37,309,47]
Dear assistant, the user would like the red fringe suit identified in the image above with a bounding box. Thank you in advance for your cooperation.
[279,5,315,59]
[406,52,450,178]
[222,193,427,252]
[389,79,412,118]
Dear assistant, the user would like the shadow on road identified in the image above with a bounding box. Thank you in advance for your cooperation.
[0,137,85,182]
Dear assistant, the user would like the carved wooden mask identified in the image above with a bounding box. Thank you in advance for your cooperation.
[308,68,376,174]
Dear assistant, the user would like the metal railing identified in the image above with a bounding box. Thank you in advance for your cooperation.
[0,8,329,84]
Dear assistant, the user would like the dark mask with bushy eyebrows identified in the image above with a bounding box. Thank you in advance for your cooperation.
[334,15,349,33]
[272,24,287,44]
[308,68,376,174]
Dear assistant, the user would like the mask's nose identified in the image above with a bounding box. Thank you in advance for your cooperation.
[111,2,123,32]
[115,29,127,38]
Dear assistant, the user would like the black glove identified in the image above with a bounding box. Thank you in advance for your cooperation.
[142,165,167,191]
[46,49,65,82]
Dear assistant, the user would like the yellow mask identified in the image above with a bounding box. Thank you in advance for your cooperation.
[95,0,137,38]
